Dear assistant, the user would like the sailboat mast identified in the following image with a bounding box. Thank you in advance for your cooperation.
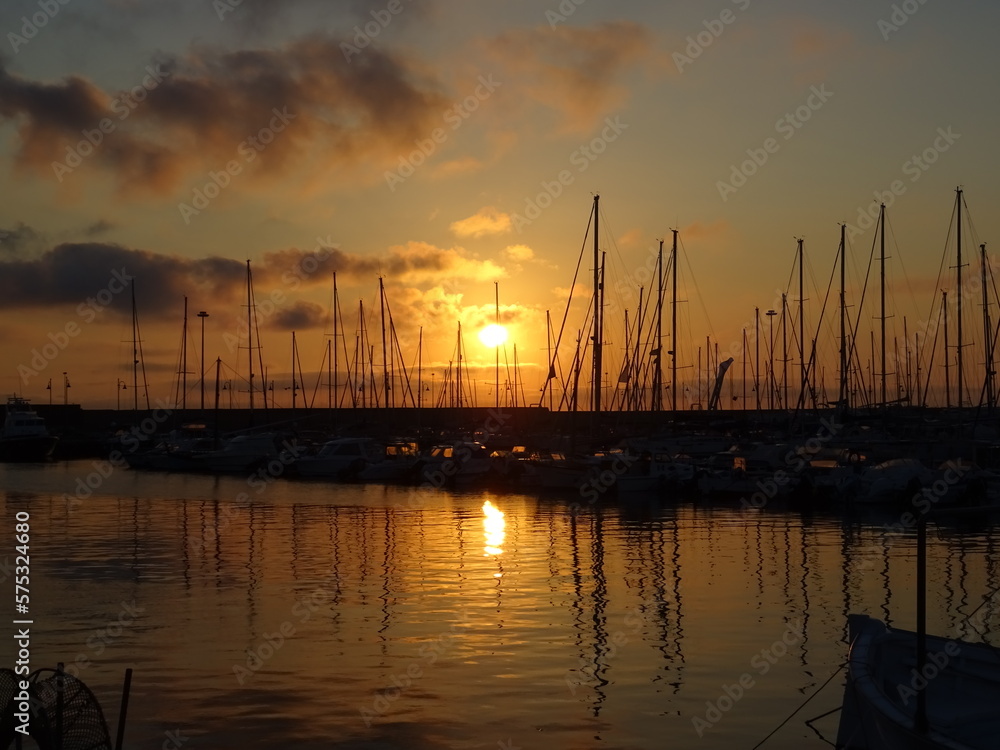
[839,224,848,411]
[495,281,500,410]
[798,239,805,408]
[943,290,950,408]
[182,296,188,410]
[379,277,389,408]
[291,331,297,411]
[332,272,338,409]
[754,306,760,412]
[132,285,139,411]
[982,243,994,410]
[246,260,254,415]
[592,194,602,414]
[956,187,964,409]
[456,321,463,409]
[671,229,678,411]
[879,203,887,408]
[653,239,663,411]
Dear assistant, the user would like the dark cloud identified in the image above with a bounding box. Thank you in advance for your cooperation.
[0,240,499,317]
[268,300,327,331]
[0,35,450,194]
[83,219,116,236]
[0,222,43,257]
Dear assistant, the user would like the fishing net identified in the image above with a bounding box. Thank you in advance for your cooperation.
[2,668,115,750]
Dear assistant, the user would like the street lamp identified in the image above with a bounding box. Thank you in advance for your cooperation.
[62,372,70,406]
[197,311,209,410]
[765,310,777,410]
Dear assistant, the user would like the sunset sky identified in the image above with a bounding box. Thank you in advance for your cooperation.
[2,0,999,409]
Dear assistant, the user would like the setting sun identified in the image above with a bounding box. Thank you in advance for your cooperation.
[478,323,508,348]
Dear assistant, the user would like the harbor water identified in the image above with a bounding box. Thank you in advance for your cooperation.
[2,460,998,749]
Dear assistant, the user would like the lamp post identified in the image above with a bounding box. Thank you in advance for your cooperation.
[766,310,777,410]
[197,311,209,410]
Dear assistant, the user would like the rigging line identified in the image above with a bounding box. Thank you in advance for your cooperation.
[749,662,846,750]
[678,235,715,340]
[540,202,595,406]
[916,198,958,385]
[884,211,920,333]
[845,209,880,397]
[796,238,838,409]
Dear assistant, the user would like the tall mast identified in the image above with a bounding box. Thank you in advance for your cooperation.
[132,285,139,411]
[358,300,366,408]
[653,239,664,411]
[291,331,297,411]
[956,188,964,409]
[982,243,994,410]
[781,293,788,410]
[943,290,950,408]
[456,321,463,408]
[754,306,760,411]
[417,326,423,409]
[592,194,602,414]
[246,260,254,415]
[839,224,848,411]
[546,310,553,411]
[181,296,188,410]
[879,203,887,408]
[379,277,390,408]
[671,229,679,411]
[332,273,340,408]
[798,239,805,408]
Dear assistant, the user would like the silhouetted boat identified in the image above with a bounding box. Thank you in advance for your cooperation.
[836,614,1000,749]
[0,396,58,461]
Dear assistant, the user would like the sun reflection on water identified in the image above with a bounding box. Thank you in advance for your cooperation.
[482,499,505,560]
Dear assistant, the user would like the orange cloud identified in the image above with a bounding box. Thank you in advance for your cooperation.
[450,207,513,238]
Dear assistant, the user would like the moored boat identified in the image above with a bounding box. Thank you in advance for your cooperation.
[836,614,1000,749]
[0,396,58,461]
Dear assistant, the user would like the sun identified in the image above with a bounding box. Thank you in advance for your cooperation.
[478,323,508,348]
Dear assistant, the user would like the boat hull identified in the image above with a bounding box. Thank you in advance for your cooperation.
[0,435,58,462]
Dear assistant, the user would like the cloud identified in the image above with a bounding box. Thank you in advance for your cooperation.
[268,300,327,330]
[0,35,451,195]
[503,244,535,262]
[450,207,512,238]
[319,241,506,283]
[0,223,44,257]
[484,21,655,133]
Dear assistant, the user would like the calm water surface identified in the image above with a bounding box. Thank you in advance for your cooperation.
[1,461,998,749]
